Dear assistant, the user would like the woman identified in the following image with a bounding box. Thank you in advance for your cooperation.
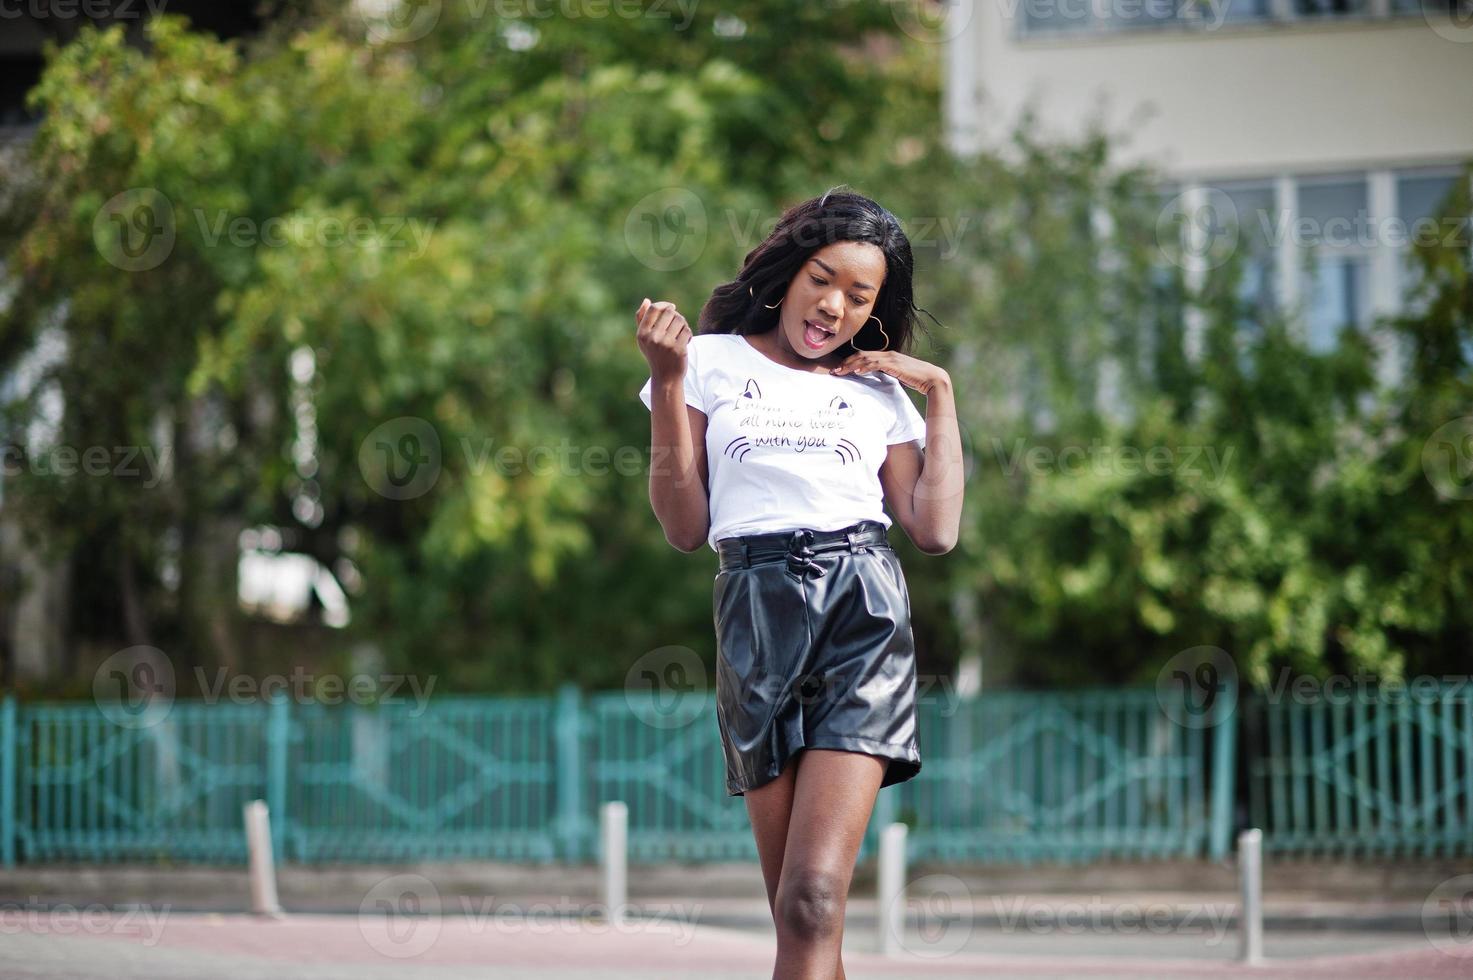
[635,188,964,978]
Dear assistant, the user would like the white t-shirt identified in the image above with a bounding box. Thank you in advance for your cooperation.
[639,332,928,552]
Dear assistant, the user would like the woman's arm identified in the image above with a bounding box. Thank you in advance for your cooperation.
[649,394,710,552]
[638,299,711,553]
[831,353,964,555]
[877,376,963,555]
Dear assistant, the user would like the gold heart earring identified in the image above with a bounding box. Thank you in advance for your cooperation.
[851,315,890,351]
[748,285,782,309]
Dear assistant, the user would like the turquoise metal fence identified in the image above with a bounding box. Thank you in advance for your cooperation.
[1245,684,1473,858]
[894,690,1226,865]
[13,699,271,863]
[287,695,562,862]
[4,682,1463,866]
[0,685,1242,867]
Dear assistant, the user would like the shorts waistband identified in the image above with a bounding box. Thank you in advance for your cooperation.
[716,520,890,575]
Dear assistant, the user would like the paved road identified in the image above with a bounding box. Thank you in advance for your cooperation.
[1,907,1469,979]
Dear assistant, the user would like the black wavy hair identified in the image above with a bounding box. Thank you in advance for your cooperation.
[696,187,938,355]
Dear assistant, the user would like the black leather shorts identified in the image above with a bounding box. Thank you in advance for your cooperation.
[712,520,922,796]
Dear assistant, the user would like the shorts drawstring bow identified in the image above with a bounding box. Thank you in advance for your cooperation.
[784,528,827,578]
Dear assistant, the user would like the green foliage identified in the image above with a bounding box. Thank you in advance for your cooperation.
[963,173,1473,687]
[0,5,940,691]
[1,7,1468,695]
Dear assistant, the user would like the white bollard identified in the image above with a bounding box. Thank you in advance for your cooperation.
[877,822,908,958]
[243,800,284,918]
[601,801,628,925]
[1238,828,1263,965]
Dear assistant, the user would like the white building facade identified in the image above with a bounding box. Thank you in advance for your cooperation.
[943,0,1473,372]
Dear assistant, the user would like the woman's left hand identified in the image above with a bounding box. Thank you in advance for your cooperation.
[829,350,950,395]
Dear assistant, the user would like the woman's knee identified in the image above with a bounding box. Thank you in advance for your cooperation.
[774,866,848,942]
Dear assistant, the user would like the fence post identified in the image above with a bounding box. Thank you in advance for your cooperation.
[266,692,289,864]
[244,799,285,918]
[600,800,628,924]
[877,822,908,958]
[1,694,14,868]
[555,684,585,860]
[1237,828,1263,965]
[1208,689,1239,861]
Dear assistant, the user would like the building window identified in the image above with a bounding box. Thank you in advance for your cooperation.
[1213,180,1279,328]
[1295,175,1372,353]
[1015,0,1434,37]
[1395,168,1462,302]
[1292,0,1367,15]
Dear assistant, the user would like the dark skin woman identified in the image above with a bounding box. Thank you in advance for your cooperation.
[635,190,964,979]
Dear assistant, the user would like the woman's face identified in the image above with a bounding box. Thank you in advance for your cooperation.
[774,240,887,363]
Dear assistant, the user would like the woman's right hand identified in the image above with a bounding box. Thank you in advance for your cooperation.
[635,298,691,385]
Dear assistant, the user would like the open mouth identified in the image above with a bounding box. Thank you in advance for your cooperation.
[803,319,836,349]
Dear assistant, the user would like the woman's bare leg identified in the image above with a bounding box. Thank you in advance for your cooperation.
[744,754,799,917]
[769,749,886,980]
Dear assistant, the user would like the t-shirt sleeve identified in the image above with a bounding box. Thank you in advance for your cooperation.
[638,337,705,413]
[885,379,927,448]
